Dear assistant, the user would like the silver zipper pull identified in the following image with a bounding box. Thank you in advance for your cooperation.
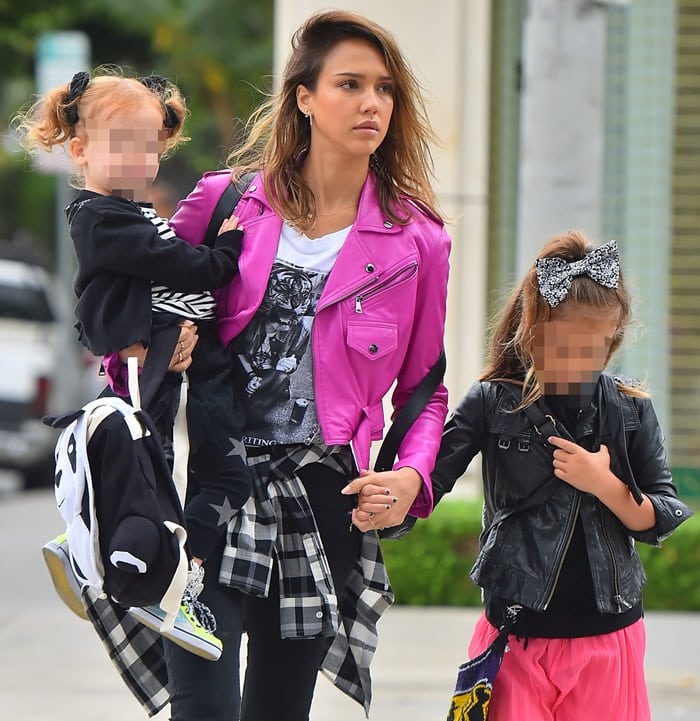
[355,296,363,313]
[614,594,632,612]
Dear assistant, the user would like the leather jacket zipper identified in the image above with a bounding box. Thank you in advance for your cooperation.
[599,502,629,612]
[543,493,581,610]
[354,262,418,314]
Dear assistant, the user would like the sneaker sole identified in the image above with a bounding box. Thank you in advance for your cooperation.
[41,538,89,621]
[128,605,223,661]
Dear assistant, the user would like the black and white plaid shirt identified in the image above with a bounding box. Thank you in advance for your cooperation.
[82,443,394,717]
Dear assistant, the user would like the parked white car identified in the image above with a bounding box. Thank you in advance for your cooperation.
[0,255,84,489]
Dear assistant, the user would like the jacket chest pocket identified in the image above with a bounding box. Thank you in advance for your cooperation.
[346,322,398,360]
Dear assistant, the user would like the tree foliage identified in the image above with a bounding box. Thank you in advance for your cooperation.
[0,0,273,262]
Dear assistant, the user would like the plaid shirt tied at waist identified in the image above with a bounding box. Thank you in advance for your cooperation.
[83,442,394,717]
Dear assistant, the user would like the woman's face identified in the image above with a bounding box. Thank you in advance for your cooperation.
[297,38,394,161]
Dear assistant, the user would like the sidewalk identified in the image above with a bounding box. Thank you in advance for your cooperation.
[2,487,699,720]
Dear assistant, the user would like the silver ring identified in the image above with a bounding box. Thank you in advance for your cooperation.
[180,341,185,351]
[178,351,183,362]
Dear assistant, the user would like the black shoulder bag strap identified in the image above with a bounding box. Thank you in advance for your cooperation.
[203,171,258,248]
[375,349,446,540]
[95,325,181,411]
[374,349,447,473]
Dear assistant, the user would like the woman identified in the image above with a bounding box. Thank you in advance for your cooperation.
[112,9,450,720]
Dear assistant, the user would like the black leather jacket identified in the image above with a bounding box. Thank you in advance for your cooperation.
[431,373,693,614]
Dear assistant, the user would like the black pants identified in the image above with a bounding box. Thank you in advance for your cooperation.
[164,461,362,721]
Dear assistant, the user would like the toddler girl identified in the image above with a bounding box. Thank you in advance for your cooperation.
[17,67,252,661]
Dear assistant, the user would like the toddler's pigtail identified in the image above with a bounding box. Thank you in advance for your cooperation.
[140,74,189,154]
[13,71,90,154]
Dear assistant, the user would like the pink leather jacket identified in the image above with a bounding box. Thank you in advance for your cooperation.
[173,170,450,516]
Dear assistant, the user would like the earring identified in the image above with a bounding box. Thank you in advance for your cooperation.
[305,110,313,127]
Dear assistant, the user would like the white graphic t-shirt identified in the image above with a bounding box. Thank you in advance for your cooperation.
[235,222,351,446]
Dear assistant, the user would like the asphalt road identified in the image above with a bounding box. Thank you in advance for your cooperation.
[1,484,699,721]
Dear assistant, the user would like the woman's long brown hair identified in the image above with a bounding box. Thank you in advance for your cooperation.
[226,9,442,231]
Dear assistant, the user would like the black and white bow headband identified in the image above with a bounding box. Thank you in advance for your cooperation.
[535,240,620,308]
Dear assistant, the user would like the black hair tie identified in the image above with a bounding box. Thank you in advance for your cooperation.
[63,71,90,125]
[140,74,168,95]
[163,105,179,129]
[140,74,179,130]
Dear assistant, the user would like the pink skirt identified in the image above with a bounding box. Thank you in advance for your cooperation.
[467,612,650,721]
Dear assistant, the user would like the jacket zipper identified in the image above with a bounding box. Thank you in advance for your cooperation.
[354,262,418,314]
[598,502,628,612]
[543,493,581,610]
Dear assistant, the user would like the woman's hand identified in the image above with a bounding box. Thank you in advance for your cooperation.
[169,321,198,372]
[118,321,199,373]
[342,466,423,533]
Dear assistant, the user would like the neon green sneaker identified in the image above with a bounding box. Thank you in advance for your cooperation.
[128,564,222,661]
[41,533,89,620]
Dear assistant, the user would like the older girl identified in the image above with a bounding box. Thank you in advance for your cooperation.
[430,230,692,721]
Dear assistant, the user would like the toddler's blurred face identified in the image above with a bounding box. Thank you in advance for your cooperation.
[81,103,166,200]
[532,304,619,396]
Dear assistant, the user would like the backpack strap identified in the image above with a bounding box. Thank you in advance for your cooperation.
[131,324,181,411]
[498,382,576,443]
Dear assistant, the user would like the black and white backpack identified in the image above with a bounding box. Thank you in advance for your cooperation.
[46,330,190,626]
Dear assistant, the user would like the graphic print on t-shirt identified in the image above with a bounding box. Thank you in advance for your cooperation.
[234,259,329,446]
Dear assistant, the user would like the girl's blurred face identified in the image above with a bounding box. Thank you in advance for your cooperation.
[71,102,165,200]
[298,38,394,161]
[533,304,620,396]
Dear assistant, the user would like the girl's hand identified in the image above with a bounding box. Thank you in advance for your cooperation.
[218,214,243,235]
[549,435,656,531]
[341,467,423,533]
[549,436,612,494]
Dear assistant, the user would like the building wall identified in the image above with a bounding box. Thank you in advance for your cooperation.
[669,0,700,494]
[516,0,607,273]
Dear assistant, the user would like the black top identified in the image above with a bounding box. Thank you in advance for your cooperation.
[66,191,241,355]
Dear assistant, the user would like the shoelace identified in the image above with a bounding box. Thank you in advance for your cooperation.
[183,564,217,633]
